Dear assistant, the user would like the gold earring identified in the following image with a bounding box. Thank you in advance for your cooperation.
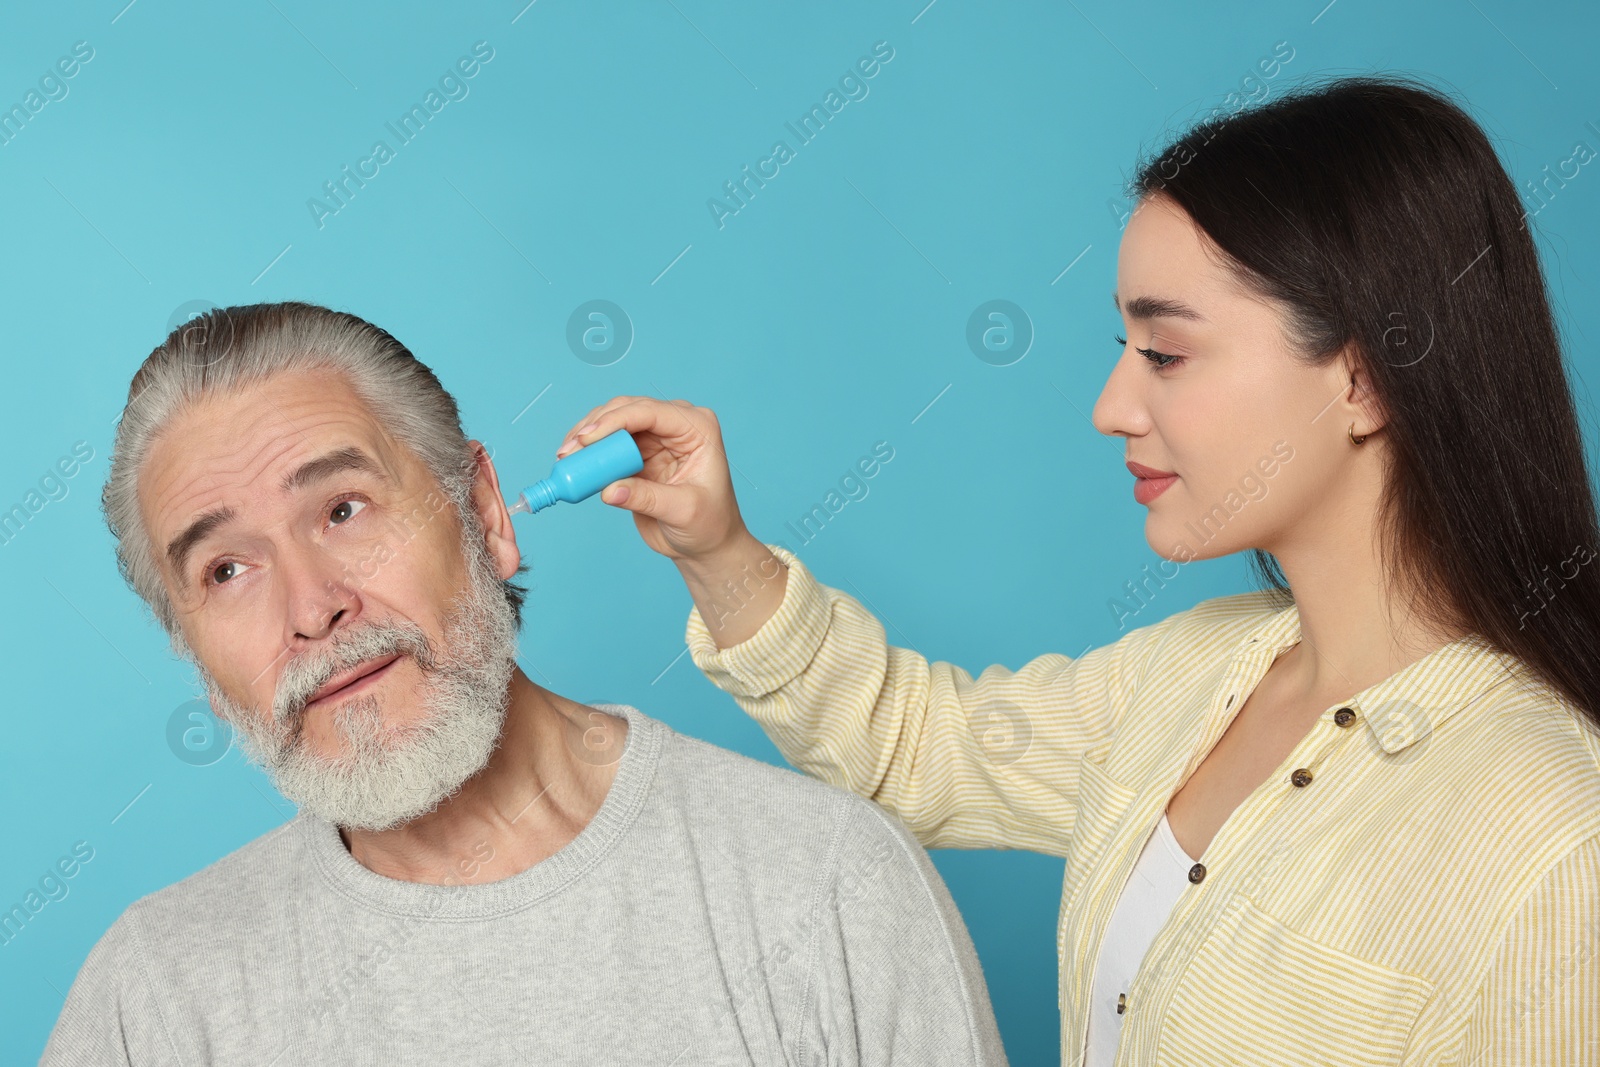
[1348,422,1368,445]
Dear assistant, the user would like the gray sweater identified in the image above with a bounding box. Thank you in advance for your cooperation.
[39,702,1008,1066]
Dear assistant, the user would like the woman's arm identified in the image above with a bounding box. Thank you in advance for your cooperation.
[1454,833,1600,1063]
[673,531,788,651]
[554,396,1167,854]
[681,541,1167,854]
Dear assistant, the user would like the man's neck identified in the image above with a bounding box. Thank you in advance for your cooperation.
[337,669,629,885]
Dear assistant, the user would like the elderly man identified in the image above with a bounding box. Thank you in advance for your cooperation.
[41,301,1007,1066]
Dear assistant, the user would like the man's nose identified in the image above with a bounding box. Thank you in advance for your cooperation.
[283,547,360,642]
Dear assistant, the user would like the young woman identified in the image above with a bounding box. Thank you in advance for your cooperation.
[554,74,1600,1064]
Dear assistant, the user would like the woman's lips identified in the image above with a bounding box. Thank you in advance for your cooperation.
[1132,473,1178,505]
[1126,461,1178,505]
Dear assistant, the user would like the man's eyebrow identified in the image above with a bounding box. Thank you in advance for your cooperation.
[166,506,237,585]
[277,446,387,495]
[1112,292,1207,323]
[165,447,390,585]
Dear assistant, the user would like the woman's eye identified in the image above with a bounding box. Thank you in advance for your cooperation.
[1113,333,1183,369]
[329,499,367,525]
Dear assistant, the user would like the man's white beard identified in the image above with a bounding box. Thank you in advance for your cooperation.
[200,527,520,832]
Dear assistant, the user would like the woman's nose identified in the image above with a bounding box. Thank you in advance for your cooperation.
[1091,348,1148,439]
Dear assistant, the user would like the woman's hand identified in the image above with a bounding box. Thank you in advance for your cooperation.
[554,395,747,563]
[555,397,787,649]
[556,398,787,652]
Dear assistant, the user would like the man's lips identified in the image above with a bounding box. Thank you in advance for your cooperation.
[306,653,402,709]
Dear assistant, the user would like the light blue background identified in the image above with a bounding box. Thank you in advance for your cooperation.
[2,2,1596,1062]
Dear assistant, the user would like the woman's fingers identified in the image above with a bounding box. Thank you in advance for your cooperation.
[556,396,720,460]
[554,395,647,456]
[548,396,743,561]
[599,475,700,529]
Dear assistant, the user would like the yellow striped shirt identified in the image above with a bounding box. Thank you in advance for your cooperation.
[685,544,1600,1065]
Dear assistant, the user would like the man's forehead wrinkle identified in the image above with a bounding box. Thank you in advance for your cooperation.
[197,429,310,496]
[358,427,410,489]
[255,378,413,491]
[147,370,444,606]
[150,394,397,577]
[155,432,313,544]
[149,389,314,501]
[167,392,383,497]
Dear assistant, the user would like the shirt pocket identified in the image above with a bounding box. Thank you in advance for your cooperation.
[1154,894,1434,1066]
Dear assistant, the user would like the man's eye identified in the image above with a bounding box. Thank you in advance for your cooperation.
[209,560,248,586]
[329,499,367,525]
[202,500,367,589]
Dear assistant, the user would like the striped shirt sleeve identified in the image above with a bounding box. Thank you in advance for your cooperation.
[685,544,1171,855]
[1455,832,1600,1063]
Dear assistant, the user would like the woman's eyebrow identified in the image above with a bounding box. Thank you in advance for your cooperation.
[1112,292,1207,322]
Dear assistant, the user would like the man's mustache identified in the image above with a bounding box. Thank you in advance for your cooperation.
[272,623,433,724]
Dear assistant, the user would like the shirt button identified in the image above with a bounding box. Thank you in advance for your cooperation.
[1188,862,1207,884]
[1117,992,1127,1014]
[1225,693,1236,709]
[1291,768,1314,787]
[1334,707,1356,727]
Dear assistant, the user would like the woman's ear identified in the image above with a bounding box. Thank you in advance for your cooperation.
[1340,350,1388,439]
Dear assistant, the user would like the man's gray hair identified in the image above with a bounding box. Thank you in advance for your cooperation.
[101,301,529,654]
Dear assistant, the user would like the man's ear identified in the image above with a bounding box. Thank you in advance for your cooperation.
[464,440,521,582]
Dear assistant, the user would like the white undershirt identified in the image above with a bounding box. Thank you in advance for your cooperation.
[1083,812,1198,1066]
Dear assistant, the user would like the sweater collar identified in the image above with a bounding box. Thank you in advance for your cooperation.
[297,702,661,918]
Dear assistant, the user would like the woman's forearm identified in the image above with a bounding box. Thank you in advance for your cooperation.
[674,532,789,649]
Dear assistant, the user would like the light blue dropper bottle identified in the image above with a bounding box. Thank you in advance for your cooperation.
[506,428,645,516]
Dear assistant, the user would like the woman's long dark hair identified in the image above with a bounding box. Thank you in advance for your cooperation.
[1128,73,1600,732]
